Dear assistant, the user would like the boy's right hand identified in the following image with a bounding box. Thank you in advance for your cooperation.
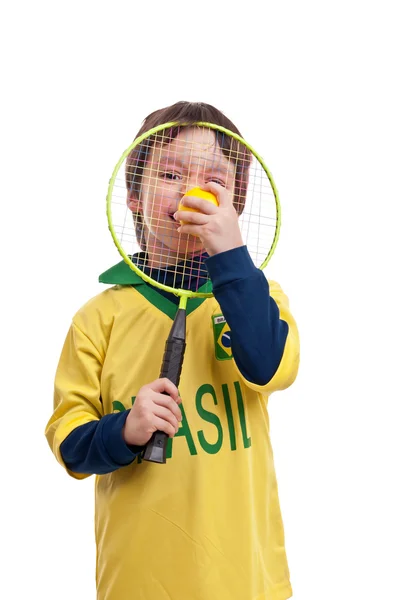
[122,378,182,447]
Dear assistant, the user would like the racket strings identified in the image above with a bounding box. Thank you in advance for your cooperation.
[109,125,278,292]
[132,252,208,293]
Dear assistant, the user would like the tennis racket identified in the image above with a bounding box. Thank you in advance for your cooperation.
[106,121,280,463]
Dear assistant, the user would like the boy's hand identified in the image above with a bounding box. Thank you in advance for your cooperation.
[123,378,182,446]
[174,182,244,256]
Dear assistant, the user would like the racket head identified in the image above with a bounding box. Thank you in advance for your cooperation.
[106,121,281,297]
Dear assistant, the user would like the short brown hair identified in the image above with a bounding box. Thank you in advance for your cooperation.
[125,101,251,251]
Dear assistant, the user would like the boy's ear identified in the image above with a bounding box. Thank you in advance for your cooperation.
[127,192,140,212]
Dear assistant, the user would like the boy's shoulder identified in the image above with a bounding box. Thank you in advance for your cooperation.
[77,284,131,313]
[73,258,143,324]
[72,284,133,329]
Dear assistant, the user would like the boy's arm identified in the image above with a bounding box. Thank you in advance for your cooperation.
[45,321,139,479]
[205,245,299,391]
[59,412,141,475]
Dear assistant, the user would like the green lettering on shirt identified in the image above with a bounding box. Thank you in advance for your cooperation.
[221,383,237,451]
[112,396,135,412]
[166,402,197,459]
[235,381,251,448]
[196,383,223,454]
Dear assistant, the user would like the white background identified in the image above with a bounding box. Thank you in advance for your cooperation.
[1,0,397,598]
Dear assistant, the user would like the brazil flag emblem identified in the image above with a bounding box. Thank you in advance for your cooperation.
[212,314,233,361]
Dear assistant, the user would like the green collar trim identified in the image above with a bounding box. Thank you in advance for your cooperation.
[99,260,144,285]
[99,259,212,319]
[134,280,212,319]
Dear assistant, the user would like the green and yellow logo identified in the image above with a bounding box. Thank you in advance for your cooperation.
[212,314,232,361]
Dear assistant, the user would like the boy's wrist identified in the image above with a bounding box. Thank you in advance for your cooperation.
[205,234,245,257]
[205,245,258,287]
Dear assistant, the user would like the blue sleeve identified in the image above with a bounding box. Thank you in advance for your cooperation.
[205,246,289,386]
[60,410,142,475]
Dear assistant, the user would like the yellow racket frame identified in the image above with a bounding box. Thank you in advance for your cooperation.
[106,121,281,305]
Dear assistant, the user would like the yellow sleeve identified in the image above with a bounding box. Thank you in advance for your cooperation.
[235,280,300,394]
[45,320,104,479]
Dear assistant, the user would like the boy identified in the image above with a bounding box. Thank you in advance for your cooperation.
[45,101,300,600]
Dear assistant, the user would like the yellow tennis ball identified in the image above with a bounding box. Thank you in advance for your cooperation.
[178,187,219,225]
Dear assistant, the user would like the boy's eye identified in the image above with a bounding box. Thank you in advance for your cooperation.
[208,178,226,187]
[160,171,182,181]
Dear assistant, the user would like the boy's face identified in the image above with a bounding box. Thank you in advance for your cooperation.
[128,127,236,264]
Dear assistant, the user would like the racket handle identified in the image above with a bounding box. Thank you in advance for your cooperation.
[142,430,170,464]
[143,309,186,464]
[159,337,186,385]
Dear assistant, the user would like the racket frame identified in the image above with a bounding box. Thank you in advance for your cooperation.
[106,121,281,294]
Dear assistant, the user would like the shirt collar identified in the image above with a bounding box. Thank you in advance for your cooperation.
[98,259,143,285]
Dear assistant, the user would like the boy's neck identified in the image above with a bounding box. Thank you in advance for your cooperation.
[135,251,208,269]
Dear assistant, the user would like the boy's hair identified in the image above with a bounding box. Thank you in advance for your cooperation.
[125,101,251,251]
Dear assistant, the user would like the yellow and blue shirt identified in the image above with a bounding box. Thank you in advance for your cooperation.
[45,246,299,600]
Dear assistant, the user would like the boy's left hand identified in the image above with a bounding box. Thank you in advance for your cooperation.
[174,182,244,256]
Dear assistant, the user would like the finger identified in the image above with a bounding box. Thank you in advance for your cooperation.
[202,182,232,207]
[174,210,209,225]
[152,393,182,421]
[180,195,219,214]
[147,378,179,400]
[152,405,180,432]
[177,224,204,237]
[153,416,179,438]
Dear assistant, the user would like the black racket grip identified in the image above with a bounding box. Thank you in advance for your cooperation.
[143,309,186,464]
[142,339,186,463]
[159,337,186,386]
